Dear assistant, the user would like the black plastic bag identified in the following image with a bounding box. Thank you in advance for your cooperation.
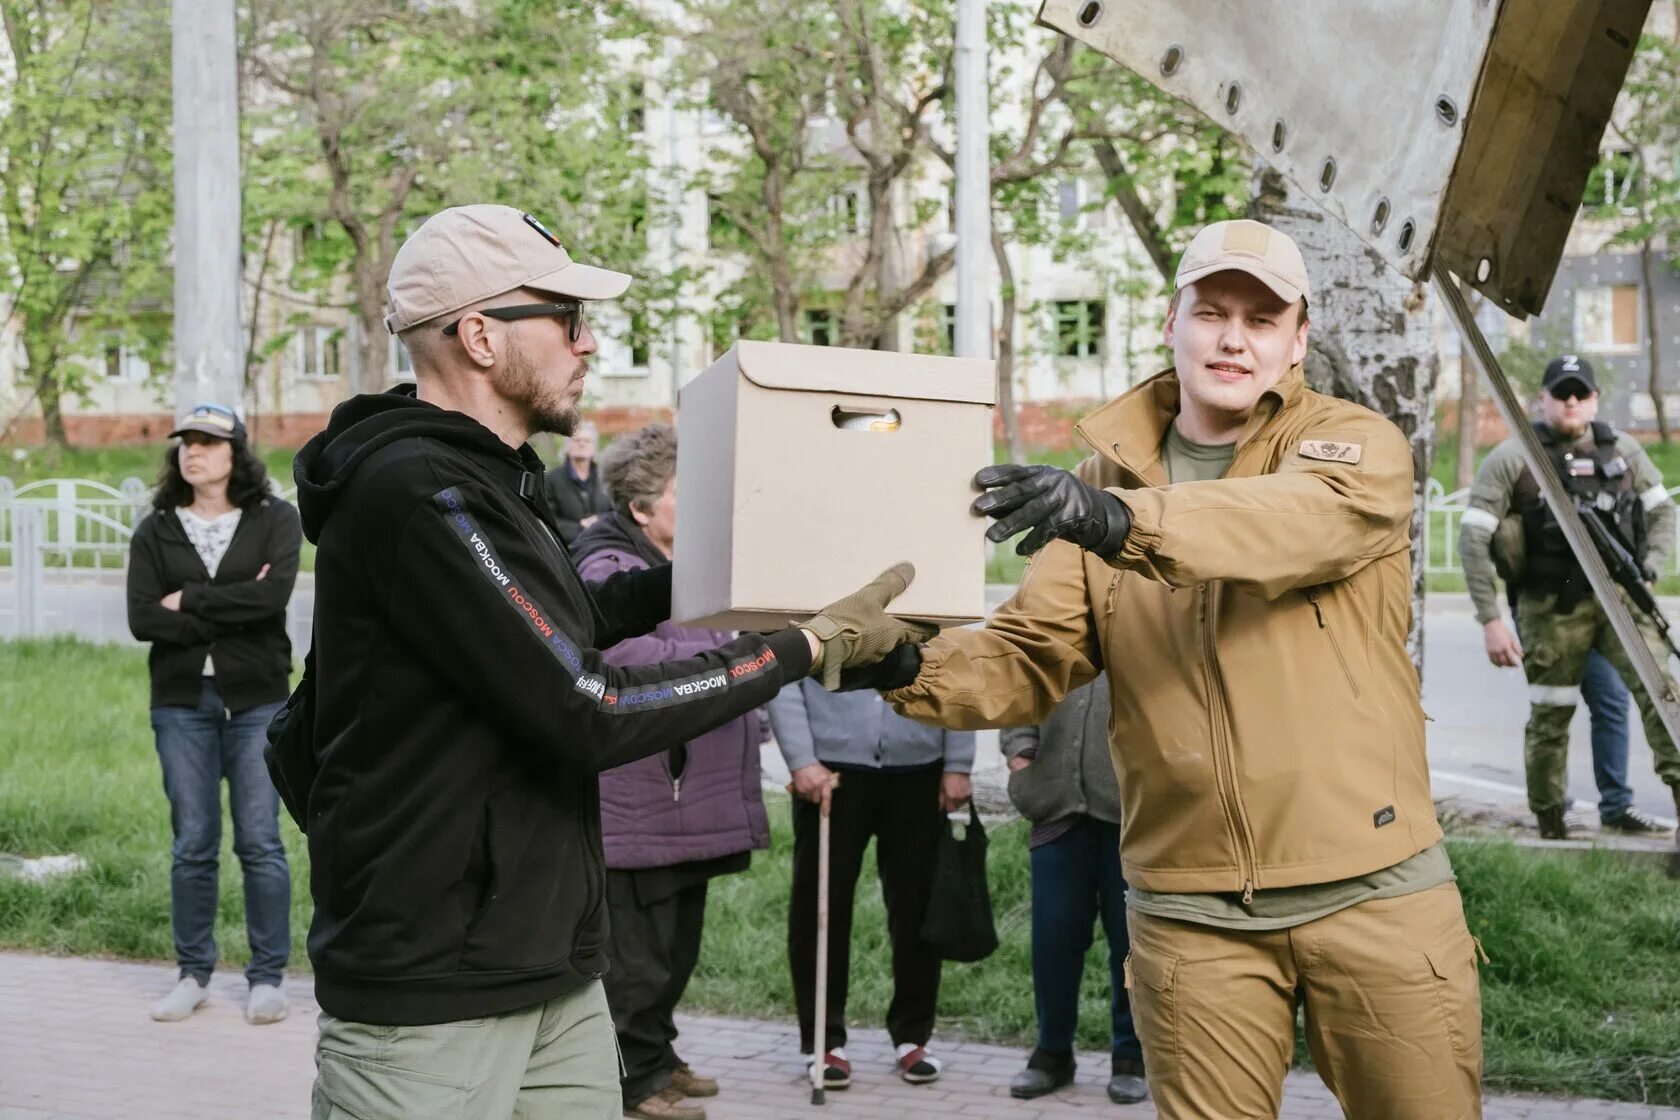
[264,633,317,833]
[919,803,999,962]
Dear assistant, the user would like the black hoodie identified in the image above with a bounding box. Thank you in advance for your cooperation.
[293,385,811,1025]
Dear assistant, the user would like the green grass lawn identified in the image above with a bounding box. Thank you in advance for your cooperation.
[3,638,1678,1101]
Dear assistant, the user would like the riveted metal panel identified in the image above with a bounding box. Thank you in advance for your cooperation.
[1040,0,1651,317]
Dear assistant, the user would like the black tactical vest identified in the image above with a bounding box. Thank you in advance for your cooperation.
[1512,421,1646,602]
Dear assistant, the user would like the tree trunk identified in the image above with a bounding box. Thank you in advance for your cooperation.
[991,225,1022,463]
[1454,281,1481,492]
[353,262,389,398]
[871,183,900,351]
[25,335,68,449]
[1250,168,1438,673]
[1641,238,1668,443]
[762,168,801,342]
[1093,140,1175,286]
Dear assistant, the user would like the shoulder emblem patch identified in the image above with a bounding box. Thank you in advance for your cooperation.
[1298,440,1363,465]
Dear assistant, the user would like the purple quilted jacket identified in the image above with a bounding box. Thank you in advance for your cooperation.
[574,534,770,870]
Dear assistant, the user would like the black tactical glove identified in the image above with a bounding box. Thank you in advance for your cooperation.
[972,464,1132,558]
[835,641,923,692]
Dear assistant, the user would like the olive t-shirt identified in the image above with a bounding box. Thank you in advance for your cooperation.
[1124,421,1452,930]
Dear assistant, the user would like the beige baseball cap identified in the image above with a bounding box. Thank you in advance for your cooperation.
[1174,219,1311,306]
[384,205,632,334]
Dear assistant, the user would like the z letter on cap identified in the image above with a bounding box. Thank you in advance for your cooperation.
[1298,440,1363,465]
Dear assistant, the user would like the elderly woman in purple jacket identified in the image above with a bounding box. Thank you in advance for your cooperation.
[572,422,768,1120]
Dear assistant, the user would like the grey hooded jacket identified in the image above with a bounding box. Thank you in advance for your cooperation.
[1000,675,1121,826]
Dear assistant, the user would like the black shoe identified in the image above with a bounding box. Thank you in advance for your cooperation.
[1010,1050,1075,1099]
[805,1049,850,1091]
[1108,1057,1148,1104]
[1602,806,1671,835]
[1535,808,1569,840]
[1107,1073,1148,1104]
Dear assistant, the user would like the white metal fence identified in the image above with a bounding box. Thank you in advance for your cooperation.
[0,477,306,643]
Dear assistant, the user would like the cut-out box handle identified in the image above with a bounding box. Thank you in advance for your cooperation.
[831,405,902,432]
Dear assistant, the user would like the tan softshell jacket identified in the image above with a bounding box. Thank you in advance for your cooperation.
[889,367,1441,895]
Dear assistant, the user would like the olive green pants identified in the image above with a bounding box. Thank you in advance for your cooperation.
[1125,883,1484,1119]
[311,979,621,1120]
[1517,590,1680,814]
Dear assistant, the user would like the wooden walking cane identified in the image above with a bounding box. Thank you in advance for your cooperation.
[811,773,837,1106]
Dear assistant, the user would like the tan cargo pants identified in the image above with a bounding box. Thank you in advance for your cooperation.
[1125,883,1484,1119]
[311,978,622,1120]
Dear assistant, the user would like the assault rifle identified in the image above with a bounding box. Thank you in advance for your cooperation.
[1575,499,1680,661]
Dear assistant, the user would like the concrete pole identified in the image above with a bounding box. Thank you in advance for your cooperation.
[171,0,245,417]
[953,0,990,360]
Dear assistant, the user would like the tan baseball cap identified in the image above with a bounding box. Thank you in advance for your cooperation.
[384,204,632,334]
[1174,219,1311,306]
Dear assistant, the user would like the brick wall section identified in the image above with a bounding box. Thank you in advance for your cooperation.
[2,403,677,451]
[998,399,1102,452]
[19,398,1671,456]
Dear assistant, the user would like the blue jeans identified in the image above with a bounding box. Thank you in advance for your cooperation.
[151,679,290,986]
[1029,816,1142,1067]
[1581,648,1634,821]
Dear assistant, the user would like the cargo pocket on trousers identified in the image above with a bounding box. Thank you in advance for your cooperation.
[316,1016,489,1120]
[1124,947,1180,1074]
[1424,929,1485,1069]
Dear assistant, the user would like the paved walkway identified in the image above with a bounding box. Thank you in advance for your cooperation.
[1,954,1674,1119]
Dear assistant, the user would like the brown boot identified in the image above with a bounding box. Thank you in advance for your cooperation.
[1535,808,1569,840]
[669,1066,719,1098]
[625,1088,706,1120]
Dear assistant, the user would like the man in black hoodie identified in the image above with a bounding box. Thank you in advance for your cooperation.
[291,204,931,1120]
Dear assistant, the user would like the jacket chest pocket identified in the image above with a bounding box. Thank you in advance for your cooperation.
[1304,587,1361,700]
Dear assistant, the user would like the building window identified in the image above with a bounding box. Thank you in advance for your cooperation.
[1084,179,1107,230]
[701,85,730,134]
[1574,285,1640,352]
[299,325,344,379]
[826,188,866,236]
[630,308,650,368]
[1582,149,1638,210]
[390,334,414,382]
[941,303,957,355]
[102,339,148,382]
[803,308,835,347]
[1056,179,1108,229]
[1054,299,1105,358]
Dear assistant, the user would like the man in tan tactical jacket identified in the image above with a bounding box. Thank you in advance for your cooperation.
[873,220,1482,1118]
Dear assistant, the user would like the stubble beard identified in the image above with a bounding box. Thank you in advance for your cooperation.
[498,335,583,437]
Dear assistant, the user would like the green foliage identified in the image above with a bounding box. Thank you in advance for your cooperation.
[676,0,958,346]
[240,0,659,384]
[1496,341,1553,402]
[1589,27,1680,254]
[0,1,173,443]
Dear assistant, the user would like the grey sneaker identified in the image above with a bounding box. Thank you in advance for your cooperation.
[151,977,208,1022]
[246,983,289,1025]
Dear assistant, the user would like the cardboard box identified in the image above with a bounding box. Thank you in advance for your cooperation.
[673,340,995,631]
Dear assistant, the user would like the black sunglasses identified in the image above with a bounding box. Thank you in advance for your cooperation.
[1548,382,1595,402]
[442,301,585,343]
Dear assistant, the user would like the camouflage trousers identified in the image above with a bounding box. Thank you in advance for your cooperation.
[1517,589,1680,814]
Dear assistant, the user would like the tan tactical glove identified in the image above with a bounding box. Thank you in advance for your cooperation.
[799,563,938,690]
